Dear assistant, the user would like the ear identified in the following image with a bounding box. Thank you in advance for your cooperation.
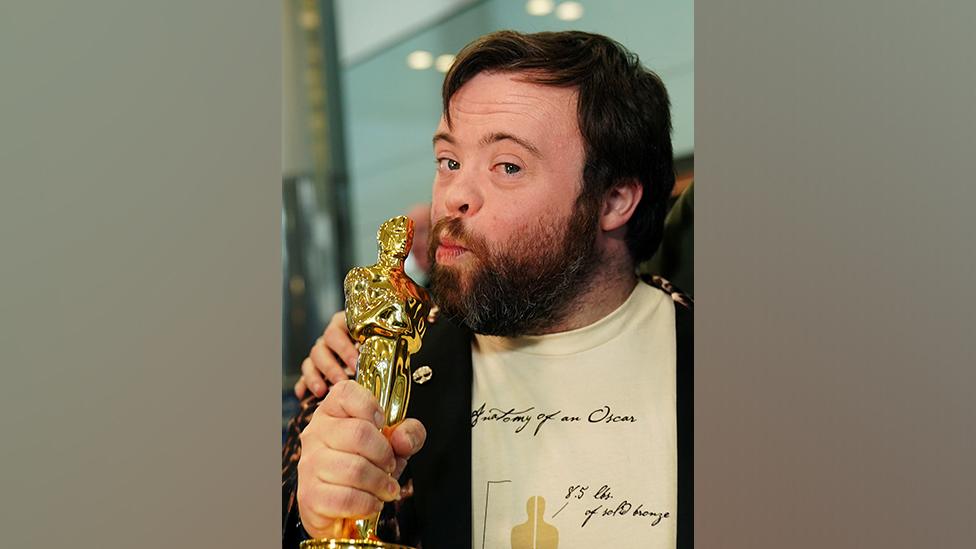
[599,178,643,232]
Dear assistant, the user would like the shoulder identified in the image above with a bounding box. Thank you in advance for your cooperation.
[641,273,693,312]
[344,266,371,284]
[640,274,693,346]
[412,307,472,363]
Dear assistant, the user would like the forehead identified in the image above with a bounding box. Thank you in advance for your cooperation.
[438,72,580,139]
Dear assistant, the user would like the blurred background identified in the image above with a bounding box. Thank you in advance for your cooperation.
[281,0,694,432]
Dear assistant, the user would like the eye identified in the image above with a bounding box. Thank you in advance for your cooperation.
[493,162,522,176]
[437,158,460,171]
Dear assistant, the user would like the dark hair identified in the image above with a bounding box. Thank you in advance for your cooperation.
[443,30,674,264]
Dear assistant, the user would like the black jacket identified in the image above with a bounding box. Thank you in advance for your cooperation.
[283,276,693,548]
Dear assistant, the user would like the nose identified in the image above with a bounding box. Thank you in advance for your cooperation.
[435,170,483,218]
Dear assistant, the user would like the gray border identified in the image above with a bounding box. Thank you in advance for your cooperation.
[0,2,280,547]
[698,1,976,547]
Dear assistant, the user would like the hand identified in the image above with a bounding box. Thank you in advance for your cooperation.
[296,380,427,539]
[295,312,360,398]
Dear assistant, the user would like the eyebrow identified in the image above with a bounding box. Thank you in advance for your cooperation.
[432,131,543,158]
[432,132,455,147]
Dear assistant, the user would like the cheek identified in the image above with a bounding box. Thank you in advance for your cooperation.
[430,183,448,220]
[499,191,563,224]
[475,209,539,249]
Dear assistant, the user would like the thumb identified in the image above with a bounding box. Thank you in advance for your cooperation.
[389,418,426,460]
[392,457,408,480]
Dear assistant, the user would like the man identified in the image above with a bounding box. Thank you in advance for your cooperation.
[283,30,692,548]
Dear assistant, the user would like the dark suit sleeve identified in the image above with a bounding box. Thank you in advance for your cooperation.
[282,394,320,548]
[640,274,694,548]
[674,301,693,549]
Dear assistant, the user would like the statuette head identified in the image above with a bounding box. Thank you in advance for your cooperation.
[378,215,413,259]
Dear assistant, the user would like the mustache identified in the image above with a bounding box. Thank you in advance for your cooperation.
[427,217,490,262]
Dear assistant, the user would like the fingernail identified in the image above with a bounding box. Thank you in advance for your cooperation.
[407,432,418,451]
[387,478,401,500]
[373,410,385,429]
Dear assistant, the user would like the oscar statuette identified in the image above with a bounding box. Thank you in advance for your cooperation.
[301,216,430,549]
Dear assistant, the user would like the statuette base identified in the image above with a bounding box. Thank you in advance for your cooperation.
[300,539,414,549]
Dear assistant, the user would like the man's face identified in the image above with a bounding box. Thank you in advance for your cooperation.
[428,71,601,336]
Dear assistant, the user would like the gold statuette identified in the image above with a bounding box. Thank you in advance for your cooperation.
[301,216,430,549]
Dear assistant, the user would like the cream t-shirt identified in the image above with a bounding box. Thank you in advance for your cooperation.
[470,282,678,549]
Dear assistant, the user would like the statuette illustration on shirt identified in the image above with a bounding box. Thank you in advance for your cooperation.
[511,496,559,549]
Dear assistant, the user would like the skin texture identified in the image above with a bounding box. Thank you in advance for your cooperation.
[295,72,645,534]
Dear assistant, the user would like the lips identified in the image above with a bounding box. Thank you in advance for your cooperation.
[435,234,469,263]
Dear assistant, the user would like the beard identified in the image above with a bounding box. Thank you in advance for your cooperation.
[427,197,601,337]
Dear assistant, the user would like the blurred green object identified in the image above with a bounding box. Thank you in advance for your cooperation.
[640,181,694,296]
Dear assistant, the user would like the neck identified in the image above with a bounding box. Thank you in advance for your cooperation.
[530,256,638,335]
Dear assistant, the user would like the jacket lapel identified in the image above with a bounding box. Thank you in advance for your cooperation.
[404,317,474,548]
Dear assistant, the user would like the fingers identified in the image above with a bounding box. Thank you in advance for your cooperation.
[388,418,427,461]
[316,415,396,474]
[310,338,350,387]
[301,357,327,398]
[319,380,385,427]
[294,377,307,399]
[310,381,395,471]
[296,379,405,538]
[299,312,359,398]
[309,446,401,501]
[297,479,385,539]
[324,312,359,372]
[392,457,408,480]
